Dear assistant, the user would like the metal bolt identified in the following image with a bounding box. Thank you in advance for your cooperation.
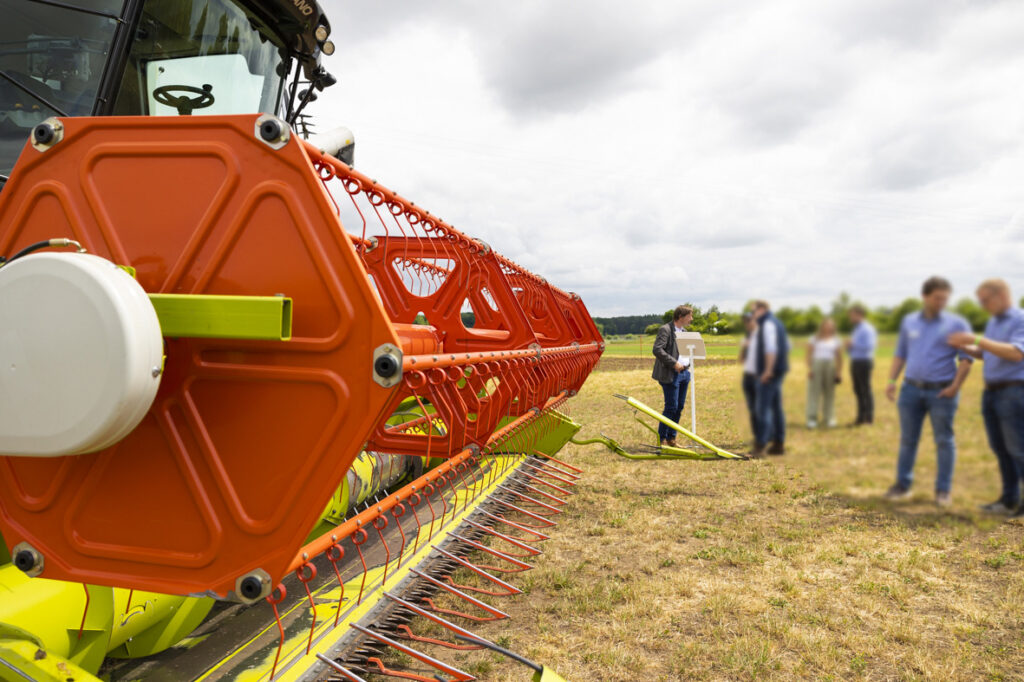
[239,576,262,600]
[259,118,282,142]
[30,117,63,152]
[12,543,43,577]
[13,550,35,572]
[254,114,290,150]
[152,366,162,378]
[374,354,399,378]
[32,123,54,145]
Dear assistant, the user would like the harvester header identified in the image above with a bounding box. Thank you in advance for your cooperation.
[0,1,602,678]
[0,112,602,601]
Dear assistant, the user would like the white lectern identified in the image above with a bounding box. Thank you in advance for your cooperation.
[675,331,707,433]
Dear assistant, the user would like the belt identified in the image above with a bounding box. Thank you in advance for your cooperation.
[984,380,1024,392]
[904,378,952,390]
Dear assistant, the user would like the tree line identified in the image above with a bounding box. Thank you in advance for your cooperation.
[593,292,1016,337]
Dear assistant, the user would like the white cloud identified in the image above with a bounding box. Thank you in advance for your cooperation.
[314,0,1024,315]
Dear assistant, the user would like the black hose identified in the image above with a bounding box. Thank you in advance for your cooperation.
[1,238,85,266]
[6,240,53,263]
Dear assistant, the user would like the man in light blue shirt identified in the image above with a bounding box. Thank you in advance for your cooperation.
[884,276,973,507]
[948,279,1024,519]
[846,304,877,425]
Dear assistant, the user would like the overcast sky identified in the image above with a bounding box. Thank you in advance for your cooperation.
[313,0,1024,316]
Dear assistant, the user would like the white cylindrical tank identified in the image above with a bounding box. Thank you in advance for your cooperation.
[0,252,163,457]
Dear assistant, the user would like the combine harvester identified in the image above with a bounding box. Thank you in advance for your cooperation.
[0,0,600,679]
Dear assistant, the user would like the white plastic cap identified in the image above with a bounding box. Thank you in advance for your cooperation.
[0,253,163,456]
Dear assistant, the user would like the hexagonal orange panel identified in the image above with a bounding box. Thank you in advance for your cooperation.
[0,115,400,598]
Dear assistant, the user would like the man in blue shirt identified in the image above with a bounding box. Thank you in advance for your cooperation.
[885,276,973,507]
[947,279,1024,519]
[846,304,878,426]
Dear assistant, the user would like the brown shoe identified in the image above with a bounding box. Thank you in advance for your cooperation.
[749,444,767,459]
[666,438,677,447]
[767,442,785,456]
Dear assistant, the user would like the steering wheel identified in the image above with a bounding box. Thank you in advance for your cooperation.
[152,84,215,115]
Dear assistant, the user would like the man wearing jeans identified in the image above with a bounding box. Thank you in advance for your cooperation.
[739,312,758,441]
[885,276,973,507]
[751,300,789,458]
[846,304,877,425]
[947,279,1024,518]
[651,305,693,447]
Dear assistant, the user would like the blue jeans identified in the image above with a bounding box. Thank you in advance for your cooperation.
[981,385,1024,507]
[896,382,958,493]
[659,370,690,441]
[742,372,758,438]
[754,375,785,446]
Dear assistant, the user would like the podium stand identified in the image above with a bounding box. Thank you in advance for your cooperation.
[675,331,707,433]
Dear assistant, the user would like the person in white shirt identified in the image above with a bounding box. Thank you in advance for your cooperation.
[739,312,758,440]
[806,318,843,428]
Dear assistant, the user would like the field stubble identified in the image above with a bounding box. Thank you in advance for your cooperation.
[427,358,1024,681]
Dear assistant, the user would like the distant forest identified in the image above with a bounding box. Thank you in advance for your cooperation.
[591,314,664,336]
[592,292,1012,337]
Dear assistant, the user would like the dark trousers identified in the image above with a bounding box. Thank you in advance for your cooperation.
[754,375,785,446]
[982,386,1024,507]
[851,359,874,424]
[742,372,758,438]
[658,370,690,441]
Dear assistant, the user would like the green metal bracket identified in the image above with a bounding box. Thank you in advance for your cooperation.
[148,294,292,341]
[612,394,746,460]
[534,666,568,682]
[569,395,747,462]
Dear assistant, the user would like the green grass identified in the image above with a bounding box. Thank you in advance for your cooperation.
[603,332,899,360]
[604,333,744,358]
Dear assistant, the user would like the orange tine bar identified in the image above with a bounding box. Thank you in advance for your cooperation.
[462,519,542,557]
[303,142,577,302]
[495,484,563,514]
[517,459,578,486]
[444,533,533,570]
[349,624,474,682]
[477,510,550,541]
[488,498,558,528]
[429,546,522,596]
[288,392,568,573]
[408,568,510,620]
[383,592,495,646]
[403,343,601,373]
[315,654,368,682]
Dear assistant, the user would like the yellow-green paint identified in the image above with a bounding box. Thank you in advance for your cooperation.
[532,409,582,455]
[0,638,101,682]
[572,396,745,461]
[617,394,744,459]
[148,294,293,340]
[197,452,533,682]
[535,666,568,682]
[0,564,213,675]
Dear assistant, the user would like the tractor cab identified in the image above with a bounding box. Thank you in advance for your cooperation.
[0,0,335,177]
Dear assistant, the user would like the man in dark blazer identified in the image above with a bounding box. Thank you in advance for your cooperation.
[652,305,694,446]
[751,300,790,457]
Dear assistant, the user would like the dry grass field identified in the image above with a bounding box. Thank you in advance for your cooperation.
[434,357,1024,681]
